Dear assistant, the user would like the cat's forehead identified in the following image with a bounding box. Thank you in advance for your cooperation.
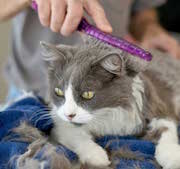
[67,42,122,68]
[52,49,115,90]
[51,42,124,86]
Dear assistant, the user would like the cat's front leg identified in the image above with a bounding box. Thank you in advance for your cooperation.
[77,139,110,167]
[51,121,110,167]
[148,118,180,169]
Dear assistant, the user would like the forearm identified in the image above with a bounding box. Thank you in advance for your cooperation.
[129,8,160,41]
[0,0,31,21]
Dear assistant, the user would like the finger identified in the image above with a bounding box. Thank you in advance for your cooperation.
[167,43,179,58]
[147,37,179,58]
[37,0,51,27]
[50,0,66,32]
[61,0,83,36]
[84,0,112,33]
[168,40,180,58]
[158,37,179,57]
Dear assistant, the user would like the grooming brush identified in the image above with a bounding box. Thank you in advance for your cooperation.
[31,0,152,61]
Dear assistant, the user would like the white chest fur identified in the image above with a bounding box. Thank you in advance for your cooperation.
[86,105,143,136]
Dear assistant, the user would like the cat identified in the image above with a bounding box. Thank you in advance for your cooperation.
[14,35,180,169]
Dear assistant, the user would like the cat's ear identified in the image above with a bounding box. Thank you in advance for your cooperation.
[99,51,150,76]
[40,41,66,63]
[100,53,123,76]
[80,34,151,74]
[101,50,151,76]
[40,41,74,71]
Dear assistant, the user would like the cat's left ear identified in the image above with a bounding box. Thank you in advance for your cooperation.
[100,53,124,76]
[98,51,151,76]
[100,47,151,76]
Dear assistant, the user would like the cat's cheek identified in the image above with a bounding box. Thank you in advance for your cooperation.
[72,111,93,124]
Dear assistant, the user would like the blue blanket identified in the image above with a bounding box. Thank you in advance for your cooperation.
[0,97,159,169]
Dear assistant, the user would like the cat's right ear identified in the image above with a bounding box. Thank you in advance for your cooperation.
[40,41,65,62]
[40,41,66,69]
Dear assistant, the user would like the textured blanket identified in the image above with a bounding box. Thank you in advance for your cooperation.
[0,96,160,169]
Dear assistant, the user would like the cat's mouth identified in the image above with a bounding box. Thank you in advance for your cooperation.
[64,114,93,124]
[56,110,93,124]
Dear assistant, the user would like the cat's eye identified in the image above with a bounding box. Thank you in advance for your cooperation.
[82,91,95,100]
[54,87,64,97]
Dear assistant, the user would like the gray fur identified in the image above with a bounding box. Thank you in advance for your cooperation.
[41,36,180,168]
[42,38,138,111]
[12,35,180,168]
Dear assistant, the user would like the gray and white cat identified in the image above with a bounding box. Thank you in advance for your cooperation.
[16,35,180,169]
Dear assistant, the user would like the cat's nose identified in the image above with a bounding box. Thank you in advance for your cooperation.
[67,113,76,120]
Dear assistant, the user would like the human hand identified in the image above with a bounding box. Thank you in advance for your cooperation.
[140,23,180,59]
[35,0,112,36]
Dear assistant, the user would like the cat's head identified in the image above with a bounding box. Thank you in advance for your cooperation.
[41,35,150,124]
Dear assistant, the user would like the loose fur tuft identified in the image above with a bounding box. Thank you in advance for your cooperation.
[12,122,45,142]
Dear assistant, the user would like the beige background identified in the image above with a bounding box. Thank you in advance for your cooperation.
[0,22,11,103]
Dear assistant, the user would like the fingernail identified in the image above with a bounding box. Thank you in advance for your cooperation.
[100,24,112,33]
[105,25,113,33]
[101,20,112,33]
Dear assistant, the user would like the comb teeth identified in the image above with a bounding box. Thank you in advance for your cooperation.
[32,0,38,11]
[78,19,152,61]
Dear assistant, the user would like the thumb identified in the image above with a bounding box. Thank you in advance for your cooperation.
[84,0,112,33]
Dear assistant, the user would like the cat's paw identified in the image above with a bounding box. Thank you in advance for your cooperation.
[155,143,180,169]
[80,145,110,167]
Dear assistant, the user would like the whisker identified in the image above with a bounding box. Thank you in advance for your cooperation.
[42,119,54,128]
[30,109,52,120]
[33,112,57,125]
[31,110,51,117]
[35,116,53,126]
[30,108,52,116]
[33,113,55,123]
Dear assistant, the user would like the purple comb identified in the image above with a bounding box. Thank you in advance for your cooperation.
[31,0,152,61]
[78,19,152,61]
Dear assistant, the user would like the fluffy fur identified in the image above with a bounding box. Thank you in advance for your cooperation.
[13,36,180,169]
